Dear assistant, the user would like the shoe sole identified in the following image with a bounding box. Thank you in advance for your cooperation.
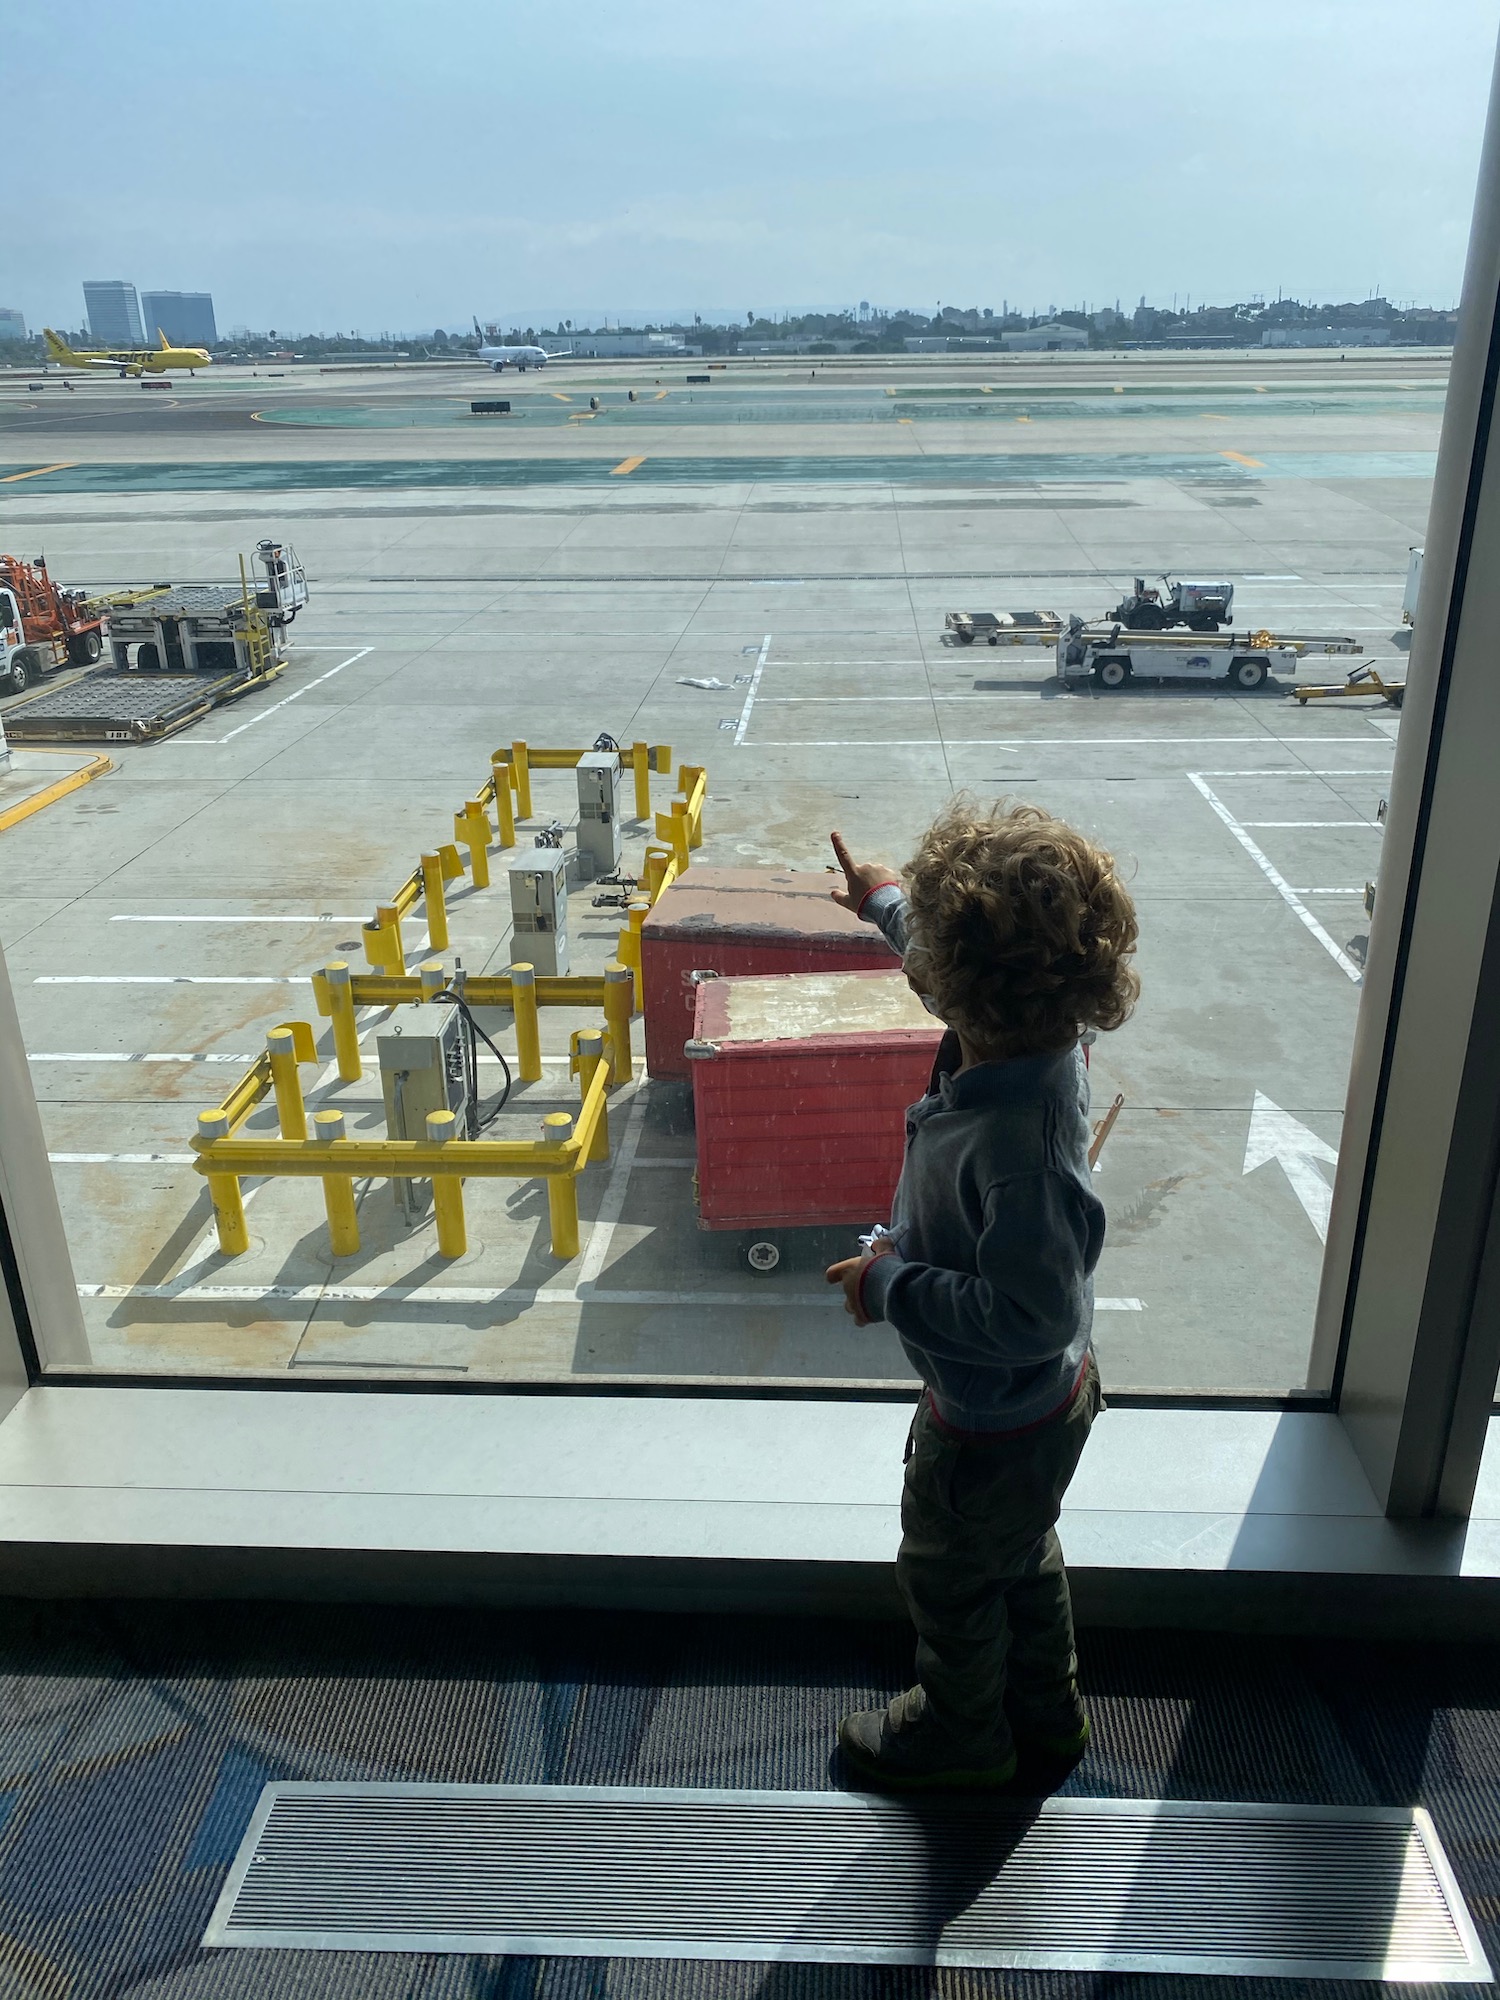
[838,1741,1019,1793]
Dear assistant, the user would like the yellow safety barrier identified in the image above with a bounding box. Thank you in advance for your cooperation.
[191,1030,613,1262]
[313,1108,360,1255]
[511,961,542,1082]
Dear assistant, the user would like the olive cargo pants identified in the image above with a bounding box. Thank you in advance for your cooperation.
[895,1357,1101,1748]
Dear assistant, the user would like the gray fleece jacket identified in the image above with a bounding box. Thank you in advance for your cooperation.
[856,882,1102,1431]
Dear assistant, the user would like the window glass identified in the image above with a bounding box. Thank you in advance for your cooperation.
[3,1,1494,1395]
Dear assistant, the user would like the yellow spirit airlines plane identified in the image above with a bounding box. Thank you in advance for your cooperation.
[43,328,213,376]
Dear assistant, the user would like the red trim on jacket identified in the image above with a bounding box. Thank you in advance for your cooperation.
[926,1355,1090,1444]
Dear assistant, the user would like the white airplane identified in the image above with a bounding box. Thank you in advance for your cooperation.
[471,317,569,372]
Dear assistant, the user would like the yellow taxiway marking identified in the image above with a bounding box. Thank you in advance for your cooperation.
[1202,413,1230,422]
[551,391,572,402]
[898,416,913,424]
[1221,450,1266,468]
[653,389,668,401]
[1,462,76,483]
[1016,415,1031,423]
[611,456,646,476]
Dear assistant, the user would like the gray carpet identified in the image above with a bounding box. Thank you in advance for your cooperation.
[0,1600,1494,1998]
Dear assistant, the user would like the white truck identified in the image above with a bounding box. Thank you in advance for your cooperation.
[1056,617,1362,691]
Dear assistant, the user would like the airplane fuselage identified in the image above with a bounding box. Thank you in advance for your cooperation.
[477,345,551,372]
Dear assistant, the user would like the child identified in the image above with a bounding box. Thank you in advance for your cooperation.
[825,803,1139,1790]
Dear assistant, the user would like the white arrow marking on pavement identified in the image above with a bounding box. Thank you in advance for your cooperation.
[1242,1090,1339,1243]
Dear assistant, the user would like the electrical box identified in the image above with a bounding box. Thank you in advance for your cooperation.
[506,848,570,976]
[377,1004,470,1219]
[575,749,622,880]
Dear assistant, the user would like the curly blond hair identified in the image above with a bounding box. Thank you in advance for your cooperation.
[901,800,1139,1057]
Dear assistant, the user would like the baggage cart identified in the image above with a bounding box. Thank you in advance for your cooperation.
[641,867,899,1080]
[945,610,1064,646]
[685,968,941,1269]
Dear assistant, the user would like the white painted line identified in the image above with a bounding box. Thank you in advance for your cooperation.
[1195,769,1391,777]
[28,1051,255,1064]
[213,647,372,741]
[1289,888,1368,896]
[51,1152,195,1165]
[1188,774,1364,984]
[80,1281,1147,1311]
[1238,821,1380,829]
[743,736,1388,750]
[575,1091,647,1290]
[732,633,772,745]
[110,915,365,925]
[35,975,302,986]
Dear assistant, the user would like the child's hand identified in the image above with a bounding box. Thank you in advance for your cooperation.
[826,1254,876,1326]
[830,832,898,914]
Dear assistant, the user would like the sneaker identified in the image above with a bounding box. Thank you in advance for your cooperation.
[838,1685,1018,1792]
[1006,1680,1090,1757]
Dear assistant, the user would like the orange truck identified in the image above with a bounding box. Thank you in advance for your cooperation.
[0,556,108,694]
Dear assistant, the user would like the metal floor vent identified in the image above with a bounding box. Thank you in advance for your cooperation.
[205,1783,1491,1981]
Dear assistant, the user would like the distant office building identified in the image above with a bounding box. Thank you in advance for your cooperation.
[1261,326,1391,348]
[140,291,217,346]
[563,333,687,357]
[999,322,1088,352]
[83,281,145,347]
[0,308,26,343]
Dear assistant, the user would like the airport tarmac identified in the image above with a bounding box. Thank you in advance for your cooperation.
[0,351,1433,1393]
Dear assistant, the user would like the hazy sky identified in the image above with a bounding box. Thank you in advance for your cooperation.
[10,0,1499,333]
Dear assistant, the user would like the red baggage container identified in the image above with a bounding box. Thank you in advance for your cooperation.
[688,969,942,1236]
[642,867,900,1080]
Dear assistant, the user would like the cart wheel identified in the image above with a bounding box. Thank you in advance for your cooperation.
[1230,656,1268,690]
[986,633,999,645]
[744,1240,780,1273]
[1092,657,1130,689]
[955,630,974,644]
[1388,687,1405,710]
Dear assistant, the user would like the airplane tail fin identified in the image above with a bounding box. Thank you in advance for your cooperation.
[43,328,77,363]
[158,328,171,350]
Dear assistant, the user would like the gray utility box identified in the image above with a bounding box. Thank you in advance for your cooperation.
[506,847,570,975]
[575,749,623,880]
[377,1004,470,1219]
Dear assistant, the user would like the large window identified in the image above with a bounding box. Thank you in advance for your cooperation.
[2,3,1498,1435]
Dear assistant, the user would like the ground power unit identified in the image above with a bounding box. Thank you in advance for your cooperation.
[377,1004,472,1220]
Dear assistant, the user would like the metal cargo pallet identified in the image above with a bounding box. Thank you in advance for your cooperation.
[945,610,1064,645]
[2,661,285,744]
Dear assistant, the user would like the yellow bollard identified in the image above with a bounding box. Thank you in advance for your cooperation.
[510,961,543,1081]
[324,961,362,1081]
[571,1029,610,1161]
[624,898,650,1011]
[667,803,692,875]
[490,753,517,848]
[455,800,491,889]
[510,741,533,819]
[543,1112,579,1258]
[643,847,668,899]
[378,902,405,968]
[426,1109,468,1258]
[604,961,634,1083]
[420,959,445,999]
[631,740,652,821]
[267,1027,308,1141]
[313,1108,360,1256]
[421,852,450,950]
[197,1110,250,1256]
